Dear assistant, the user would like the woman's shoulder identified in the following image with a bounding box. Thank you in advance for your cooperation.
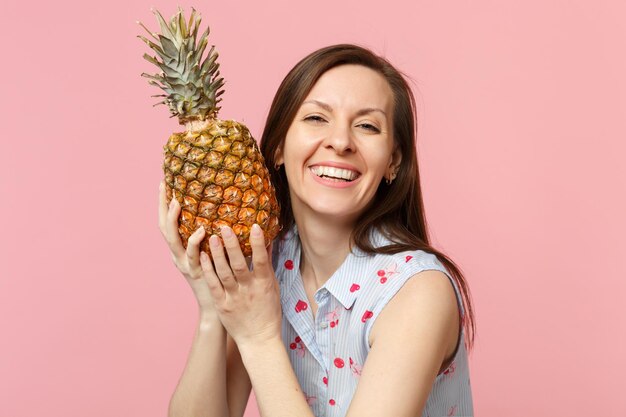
[352,248,446,289]
[358,227,444,269]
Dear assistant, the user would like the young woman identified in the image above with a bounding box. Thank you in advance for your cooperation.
[159,44,476,417]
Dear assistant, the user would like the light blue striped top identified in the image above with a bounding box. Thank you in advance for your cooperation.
[272,225,474,417]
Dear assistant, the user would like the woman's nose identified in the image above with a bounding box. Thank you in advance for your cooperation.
[324,123,355,154]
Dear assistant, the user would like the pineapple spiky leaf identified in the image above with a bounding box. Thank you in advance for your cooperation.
[138,7,224,123]
[136,20,159,41]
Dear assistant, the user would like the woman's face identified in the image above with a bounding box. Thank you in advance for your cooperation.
[276,64,401,225]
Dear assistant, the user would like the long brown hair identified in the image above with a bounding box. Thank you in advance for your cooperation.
[260,44,476,352]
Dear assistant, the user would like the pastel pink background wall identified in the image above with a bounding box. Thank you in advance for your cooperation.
[1,0,624,416]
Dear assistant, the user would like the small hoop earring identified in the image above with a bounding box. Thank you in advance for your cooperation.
[274,163,281,171]
[386,169,397,185]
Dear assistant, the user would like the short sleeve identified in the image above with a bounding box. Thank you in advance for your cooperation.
[364,253,464,351]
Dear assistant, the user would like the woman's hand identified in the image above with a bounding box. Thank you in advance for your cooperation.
[158,181,216,315]
[200,223,283,349]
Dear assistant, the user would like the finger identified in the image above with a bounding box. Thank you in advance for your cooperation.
[186,226,206,278]
[250,224,272,277]
[208,234,238,291]
[164,190,186,259]
[220,226,251,281]
[200,251,225,301]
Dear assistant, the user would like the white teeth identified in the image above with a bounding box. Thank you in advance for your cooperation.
[312,166,359,181]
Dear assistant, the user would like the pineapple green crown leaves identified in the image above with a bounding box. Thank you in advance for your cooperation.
[137,7,225,123]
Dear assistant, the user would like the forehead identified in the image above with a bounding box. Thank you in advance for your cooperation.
[303,65,394,113]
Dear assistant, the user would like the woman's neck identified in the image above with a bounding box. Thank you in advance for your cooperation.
[294,214,354,290]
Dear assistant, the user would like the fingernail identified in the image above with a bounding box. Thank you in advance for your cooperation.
[170,196,176,208]
[195,226,204,235]
[200,251,208,262]
[251,223,262,237]
[220,226,233,238]
[210,235,220,248]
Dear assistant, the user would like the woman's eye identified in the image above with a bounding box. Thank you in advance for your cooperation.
[304,115,326,123]
[358,123,381,133]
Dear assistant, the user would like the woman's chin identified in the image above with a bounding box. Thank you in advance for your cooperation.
[303,201,363,223]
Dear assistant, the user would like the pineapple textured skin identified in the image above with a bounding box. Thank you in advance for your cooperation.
[164,119,280,256]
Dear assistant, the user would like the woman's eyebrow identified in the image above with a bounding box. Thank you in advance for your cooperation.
[302,99,387,117]
[355,107,387,117]
[302,99,333,112]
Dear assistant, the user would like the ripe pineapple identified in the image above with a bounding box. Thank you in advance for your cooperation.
[138,7,280,256]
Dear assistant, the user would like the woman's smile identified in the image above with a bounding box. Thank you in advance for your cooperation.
[309,161,362,188]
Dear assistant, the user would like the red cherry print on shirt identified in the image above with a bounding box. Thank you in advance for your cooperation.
[361,310,373,323]
[329,399,336,406]
[443,362,456,375]
[405,255,413,263]
[330,321,336,328]
[380,277,387,284]
[295,336,301,343]
[349,357,354,365]
[350,283,360,292]
[289,342,297,350]
[334,357,345,368]
[295,300,308,313]
[284,259,294,270]
[377,270,385,277]
[323,376,328,385]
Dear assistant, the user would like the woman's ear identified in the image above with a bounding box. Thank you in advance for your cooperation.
[389,146,402,176]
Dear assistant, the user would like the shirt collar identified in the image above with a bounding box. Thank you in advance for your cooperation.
[322,253,364,310]
[278,225,393,310]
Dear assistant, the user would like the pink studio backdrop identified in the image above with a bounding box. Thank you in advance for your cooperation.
[1,1,624,416]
